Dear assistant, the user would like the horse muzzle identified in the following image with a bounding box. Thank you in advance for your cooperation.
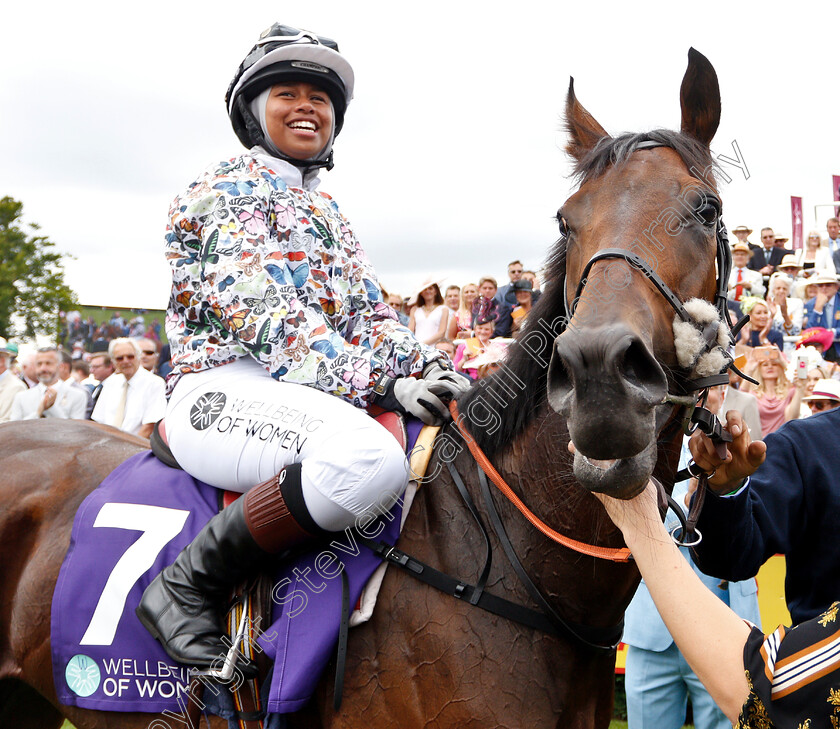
[547,324,668,496]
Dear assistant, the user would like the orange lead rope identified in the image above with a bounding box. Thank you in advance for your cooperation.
[449,400,633,563]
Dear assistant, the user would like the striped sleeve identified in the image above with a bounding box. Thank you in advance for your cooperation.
[740,602,840,728]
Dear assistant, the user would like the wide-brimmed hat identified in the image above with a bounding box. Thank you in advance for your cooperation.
[0,337,12,355]
[803,379,840,403]
[732,242,751,253]
[774,235,789,244]
[409,277,443,306]
[778,254,802,270]
[810,270,840,286]
[732,225,753,234]
[797,327,835,352]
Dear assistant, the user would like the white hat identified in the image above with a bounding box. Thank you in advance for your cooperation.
[803,379,840,403]
[810,270,840,286]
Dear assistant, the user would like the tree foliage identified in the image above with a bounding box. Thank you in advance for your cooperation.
[0,196,77,339]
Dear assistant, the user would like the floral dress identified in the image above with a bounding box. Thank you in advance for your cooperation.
[737,602,840,728]
[165,151,441,408]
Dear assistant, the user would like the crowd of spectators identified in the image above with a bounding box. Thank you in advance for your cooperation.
[723,218,840,437]
[6,216,839,439]
[59,310,163,353]
[388,259,542,381]
[0,336,169,438]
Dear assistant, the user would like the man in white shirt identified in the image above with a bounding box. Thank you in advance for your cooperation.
[0,338,26,423]
[727,242,765,301]
[137,338,160,373]
[10,347,88,420]
[91,338,166,438]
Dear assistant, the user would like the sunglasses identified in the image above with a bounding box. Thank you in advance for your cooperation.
[114,354,136,362]
[141,350,156,356]
[808,400,836,412]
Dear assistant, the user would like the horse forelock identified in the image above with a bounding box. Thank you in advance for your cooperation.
[572,130,719,189]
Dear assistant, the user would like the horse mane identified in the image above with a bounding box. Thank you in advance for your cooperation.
[457,130,718,457]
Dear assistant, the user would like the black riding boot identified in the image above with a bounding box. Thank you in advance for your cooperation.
[135,463,321,668]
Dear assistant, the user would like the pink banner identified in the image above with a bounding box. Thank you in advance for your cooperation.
[791,196,803,250]
[833,175,840,218]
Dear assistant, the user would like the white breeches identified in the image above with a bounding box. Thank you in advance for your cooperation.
[166,359,409,531]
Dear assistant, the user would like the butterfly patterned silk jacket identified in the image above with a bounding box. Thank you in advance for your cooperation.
[165,151,442,407]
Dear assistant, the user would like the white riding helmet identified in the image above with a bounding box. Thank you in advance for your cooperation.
[225,24,355,166]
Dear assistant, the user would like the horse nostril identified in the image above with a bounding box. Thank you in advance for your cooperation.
[547,337,577,415]
[620,337,667,397]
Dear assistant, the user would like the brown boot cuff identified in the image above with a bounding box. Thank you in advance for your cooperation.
[243,466,318,553]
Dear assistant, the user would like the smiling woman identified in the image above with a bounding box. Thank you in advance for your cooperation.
[135,22,470,673]
[263,82,334,160]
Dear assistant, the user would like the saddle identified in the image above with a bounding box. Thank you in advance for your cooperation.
[147,411,412,729]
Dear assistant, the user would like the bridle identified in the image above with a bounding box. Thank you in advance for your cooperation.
[362,140,747,655]
[562,140,737,396]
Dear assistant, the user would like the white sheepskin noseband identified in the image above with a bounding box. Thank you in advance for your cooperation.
[673,299,731,378]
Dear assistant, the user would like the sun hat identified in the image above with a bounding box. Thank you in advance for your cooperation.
[778,254,802,269]
[797,328,834,352]
[803,379,840,403]
[810,270,840,286]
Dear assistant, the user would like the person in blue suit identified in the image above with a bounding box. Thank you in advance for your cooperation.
[802,270,840,362]
[623,388,761,729]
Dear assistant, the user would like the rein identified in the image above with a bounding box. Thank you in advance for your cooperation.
[450,400,633,562]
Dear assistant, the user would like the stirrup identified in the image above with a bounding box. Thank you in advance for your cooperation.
[192,593,254,681]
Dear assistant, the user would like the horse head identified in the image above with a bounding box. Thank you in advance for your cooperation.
[546,48,728,498]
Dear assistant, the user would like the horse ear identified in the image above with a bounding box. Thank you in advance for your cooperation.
[679,48,721,146]
[565,77,610,160]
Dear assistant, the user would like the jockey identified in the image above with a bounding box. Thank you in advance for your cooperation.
[136,24,469,669]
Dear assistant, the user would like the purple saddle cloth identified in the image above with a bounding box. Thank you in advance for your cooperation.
[51,424,420,716]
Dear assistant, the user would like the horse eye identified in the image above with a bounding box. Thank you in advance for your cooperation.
[557,214,570,237]
[696,202,719,226]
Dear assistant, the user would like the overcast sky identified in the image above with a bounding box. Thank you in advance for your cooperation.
[2,1,839,310]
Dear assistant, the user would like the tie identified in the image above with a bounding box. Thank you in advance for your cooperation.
[735,268,744,300]
[112,380,129,429]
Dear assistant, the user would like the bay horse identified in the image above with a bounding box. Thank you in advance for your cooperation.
[0,48,727,728]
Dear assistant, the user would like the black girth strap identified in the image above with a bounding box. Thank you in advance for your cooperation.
[356,534,602,646]
[446,460,493,606]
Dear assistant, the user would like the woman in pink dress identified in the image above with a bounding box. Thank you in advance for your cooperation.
[747,351,801,435]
